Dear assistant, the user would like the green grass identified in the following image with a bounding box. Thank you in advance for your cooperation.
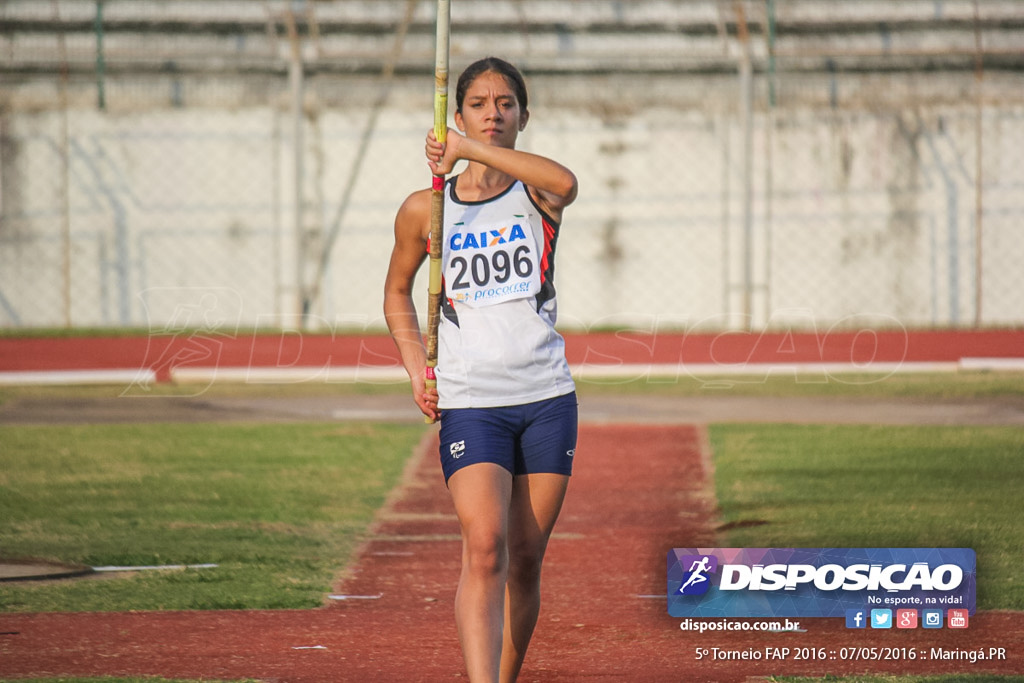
[577,369,1024,400]
[0,377,409,406]
[3,370,1023,406]
[709,423,1024,610]
[0,422,424,612]
[2,372,1022,620]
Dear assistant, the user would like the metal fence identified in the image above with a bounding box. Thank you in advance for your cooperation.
[2,0,1022,333]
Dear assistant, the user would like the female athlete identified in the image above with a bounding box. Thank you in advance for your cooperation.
[384,57,579,683]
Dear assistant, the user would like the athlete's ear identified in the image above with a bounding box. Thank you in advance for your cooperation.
[454,109,466,133]
[518,109,530,131]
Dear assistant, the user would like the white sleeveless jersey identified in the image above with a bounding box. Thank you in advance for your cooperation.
[436,177,575,409]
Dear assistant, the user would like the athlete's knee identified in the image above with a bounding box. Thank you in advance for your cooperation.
[507,537,547,587]
[462,530,508,578]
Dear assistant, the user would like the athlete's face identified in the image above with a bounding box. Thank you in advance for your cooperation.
[455,70,529,148]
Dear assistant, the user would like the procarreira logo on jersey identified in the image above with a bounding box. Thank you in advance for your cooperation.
[668,548,975,619]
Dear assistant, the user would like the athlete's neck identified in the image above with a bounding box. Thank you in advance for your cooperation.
[455,165,516,202]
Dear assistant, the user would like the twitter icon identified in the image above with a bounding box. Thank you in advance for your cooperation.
[870,609,893,629]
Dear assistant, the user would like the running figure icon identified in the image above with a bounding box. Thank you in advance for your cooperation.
[679,556,712,593]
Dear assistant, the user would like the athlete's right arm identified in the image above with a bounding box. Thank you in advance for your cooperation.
[384,190,439,421]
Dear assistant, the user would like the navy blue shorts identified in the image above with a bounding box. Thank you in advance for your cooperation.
[438,392,578,484]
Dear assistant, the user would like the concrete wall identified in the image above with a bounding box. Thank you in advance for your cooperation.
[2,1,1023,331]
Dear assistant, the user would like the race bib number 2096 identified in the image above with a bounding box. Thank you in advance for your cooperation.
[445,220,541,308]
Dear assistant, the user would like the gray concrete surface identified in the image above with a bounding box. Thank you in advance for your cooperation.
[2,392,1024,426]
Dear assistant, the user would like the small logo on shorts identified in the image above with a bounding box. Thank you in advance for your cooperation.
[449,440,466,459]
[567,449,575,458]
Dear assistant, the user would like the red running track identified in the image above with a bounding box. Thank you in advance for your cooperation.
[1,426,1021,681]
[2,329,1022,380]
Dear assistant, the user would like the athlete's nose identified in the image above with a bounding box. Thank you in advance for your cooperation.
[484,100,502,121]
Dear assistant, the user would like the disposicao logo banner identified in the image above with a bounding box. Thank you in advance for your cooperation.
[667,548,976,618]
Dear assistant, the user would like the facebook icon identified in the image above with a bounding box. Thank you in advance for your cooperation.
[846,609,866,629]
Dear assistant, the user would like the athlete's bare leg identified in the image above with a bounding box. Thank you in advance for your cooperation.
[500,473,570,683]
[448,463,514,683]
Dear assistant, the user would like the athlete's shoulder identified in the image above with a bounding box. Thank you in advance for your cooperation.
[398,187,432,217]
[394,188,433,238]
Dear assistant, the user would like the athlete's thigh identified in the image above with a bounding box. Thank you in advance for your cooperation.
[508,472,570,556]
[439,405,518,483]
[448,462,515,545]
[515,392,578,477]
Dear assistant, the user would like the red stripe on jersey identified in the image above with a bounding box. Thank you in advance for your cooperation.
[540,217,556,284]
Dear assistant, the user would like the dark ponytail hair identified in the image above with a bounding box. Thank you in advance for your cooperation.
[455,57,528,114]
